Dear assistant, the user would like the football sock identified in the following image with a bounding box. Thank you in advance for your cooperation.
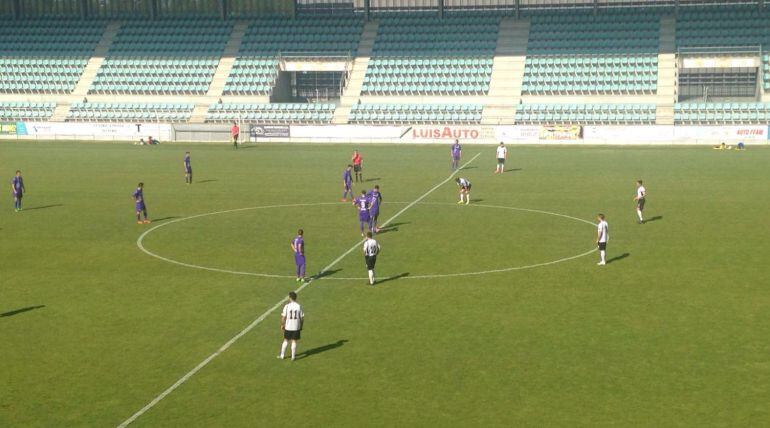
[368,270,374,284]
[637,210,643,221]
[290,342,297,359]
[280,340,288,358]
[600,250,606,263]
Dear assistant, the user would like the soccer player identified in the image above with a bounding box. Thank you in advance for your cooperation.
[278,291,304,361]
[352,150,363,182]
[455,177,471,205]
[342,165,353,201]
[353,190,370,237]
[450,139,462,171]
[494,142,508,174]
[596,214,609,266]
[11,170,25,212]
[132,182,150,224]
[363,231,381,285]
[367,185,383,233]
[231,122,240,149]
[183,152,192,184]
[634,180,647,224]
[291,229,306,282]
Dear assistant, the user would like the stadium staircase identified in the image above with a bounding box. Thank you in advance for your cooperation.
[189,20,250,123]
[656,15,677,125]
[332,20,379,124]
[49,21,122,122]
[481,18,529,125]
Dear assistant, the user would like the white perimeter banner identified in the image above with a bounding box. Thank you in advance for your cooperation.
[406,125,491,142]
[674,125,767,141]
[583,126,675,142]
[22,122,173,140]
[289,125,407,140]
[495,125,541,143]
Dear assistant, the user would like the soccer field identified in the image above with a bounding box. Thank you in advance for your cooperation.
[1,141,768,427]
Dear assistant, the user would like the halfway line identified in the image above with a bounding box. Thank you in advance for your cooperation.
[116,153,481,427]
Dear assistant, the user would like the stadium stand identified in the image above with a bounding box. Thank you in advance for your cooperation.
[676,7,770,92]
[361,15,500,95]
[349,104,483,124]
[67,102,195,122]
[89,19,232,95]
[0,102,56,120]
[2,4,769,129]
[223,17,364,96]
[0,19,105,94]
[522,11,660,95]
[206,103,336,123]
[674,102,770,124]
[515,104,657,124]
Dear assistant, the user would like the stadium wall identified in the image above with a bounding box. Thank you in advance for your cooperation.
[2,121,769,145]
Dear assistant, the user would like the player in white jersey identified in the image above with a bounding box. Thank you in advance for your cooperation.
[595,214,609,265]
[634,180,647,224]
[278,291,304,361]
[455,177,471,205]
[362,231,381,285]
[494,142,508,174]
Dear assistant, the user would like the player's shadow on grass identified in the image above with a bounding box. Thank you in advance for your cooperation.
[505,168,522,172]
[25,204,63,211]
[295,339,348,360]
[153,216,179,222]
[376,272,410,285]
[607,253,630,264]
[313,269,342,280]
[1,305,45,318]
[378,222,409,234]
[363,177,380,182]
[460,166,478,170]
[197,179,218,184]
[645,216,663,223]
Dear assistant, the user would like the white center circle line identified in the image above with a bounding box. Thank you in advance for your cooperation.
[137,202,596,280]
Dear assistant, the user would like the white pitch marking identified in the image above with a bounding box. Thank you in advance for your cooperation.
[138,201,596,281]
[117,154,481,427]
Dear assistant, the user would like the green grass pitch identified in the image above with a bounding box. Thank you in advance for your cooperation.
[1,141,769,427]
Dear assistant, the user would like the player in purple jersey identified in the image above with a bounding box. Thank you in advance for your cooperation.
[450,139,462,171]
[366,185,383,233]
[291,229,306,282]
[132,182,150,224]
[342,165,353,201]
[353,190,370,237]
[11,170,25,212]
[183,152,192,184]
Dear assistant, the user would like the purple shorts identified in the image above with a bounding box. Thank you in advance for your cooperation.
[135,203,145,211]
[295,254,305,266]
[359,211,370,222]
[369,208,379,219]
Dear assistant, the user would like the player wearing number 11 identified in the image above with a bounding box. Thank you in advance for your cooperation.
[278,291,304,361]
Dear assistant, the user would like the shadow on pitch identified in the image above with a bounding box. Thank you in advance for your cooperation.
[313,269,343,280]
[607,253,630,264]
[505,168,522,173]
[153,216,179,222]
[196,179,218,184]
[376,272,410,285]
[363,177,380,182]
[460,166,478,171]
[24,204,63,211]
[295,339,348,360]
[1,305,45,318]
[645,216,663,223]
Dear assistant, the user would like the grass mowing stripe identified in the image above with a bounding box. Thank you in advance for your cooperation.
[116,152,481,427]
